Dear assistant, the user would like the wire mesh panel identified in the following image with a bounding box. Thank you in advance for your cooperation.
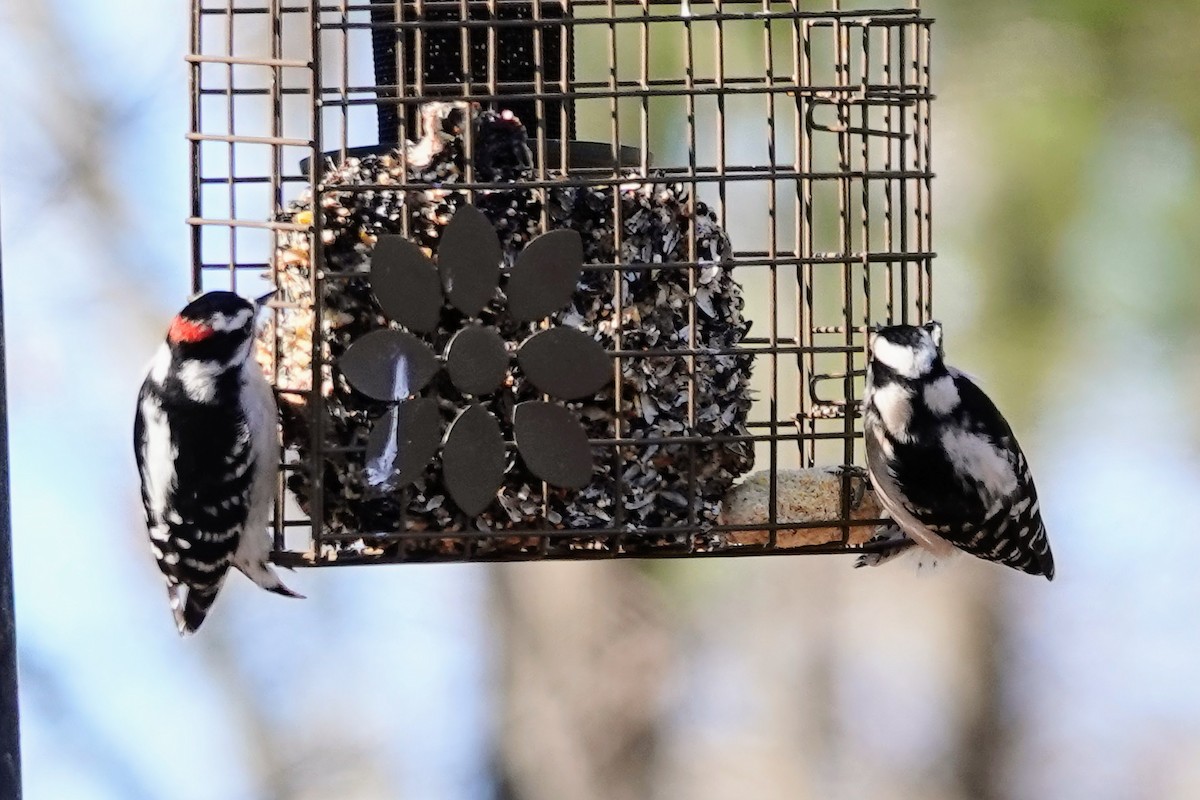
[187,0,933,566]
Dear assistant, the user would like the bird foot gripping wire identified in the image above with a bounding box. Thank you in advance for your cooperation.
[852,525,915,568]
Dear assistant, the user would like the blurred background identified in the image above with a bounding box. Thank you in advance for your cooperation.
[2,1,1200,799]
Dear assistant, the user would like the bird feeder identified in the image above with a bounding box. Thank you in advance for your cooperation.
[187,0,933,566]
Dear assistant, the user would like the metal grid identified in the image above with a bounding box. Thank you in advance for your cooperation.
[187,0,933,565]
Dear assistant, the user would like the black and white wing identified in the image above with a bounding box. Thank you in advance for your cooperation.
[135,376,255,633]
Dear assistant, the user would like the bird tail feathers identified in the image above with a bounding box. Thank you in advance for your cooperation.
[236,559,305,599]
[169,580,224,636]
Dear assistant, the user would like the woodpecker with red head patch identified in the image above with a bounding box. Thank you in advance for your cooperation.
[858,321,1055,579]
[134,291,302,635]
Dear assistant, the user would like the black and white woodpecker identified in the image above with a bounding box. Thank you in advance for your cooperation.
[859,321,1055,579]
[134,291,302,635]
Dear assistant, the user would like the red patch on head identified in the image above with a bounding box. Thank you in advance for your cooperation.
[168,316,214,344]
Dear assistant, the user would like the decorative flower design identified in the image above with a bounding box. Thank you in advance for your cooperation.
[338,204,612,516]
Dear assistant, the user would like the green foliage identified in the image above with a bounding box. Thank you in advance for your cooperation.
[927,0,1200,416]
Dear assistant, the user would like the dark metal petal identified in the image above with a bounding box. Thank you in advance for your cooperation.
[370,235,442,332]
[363,398,442,490]
[445,325,508,395]
[516,327,612,400]
[363,407,402,491]
[339,329,439,400]
[438,204,502,317]
[441,404,506,516]
[506,229,584,322]
[513,402,595,489]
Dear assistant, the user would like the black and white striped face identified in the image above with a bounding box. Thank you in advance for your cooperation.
[165,291,259,365]
[869,321,944,381]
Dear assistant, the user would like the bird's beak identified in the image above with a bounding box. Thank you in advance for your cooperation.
[254,288,279,309]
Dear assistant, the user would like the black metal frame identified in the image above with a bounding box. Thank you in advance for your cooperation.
[187,0,933,566]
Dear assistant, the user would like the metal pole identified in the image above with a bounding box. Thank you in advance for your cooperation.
[0,196,21,798]
[370,0,573,145]
[370,1,401,145]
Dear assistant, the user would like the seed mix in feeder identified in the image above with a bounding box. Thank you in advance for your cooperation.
[261,102,755,562]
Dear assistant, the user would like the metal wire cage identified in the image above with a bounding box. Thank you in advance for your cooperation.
[187,0,933,566]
